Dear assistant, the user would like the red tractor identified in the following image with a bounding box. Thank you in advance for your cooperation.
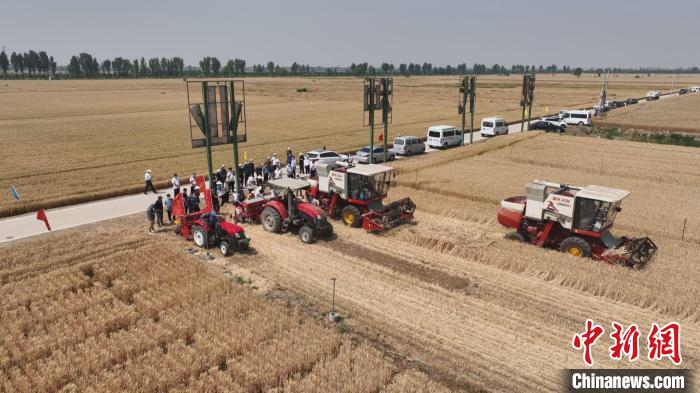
[235,178,333,244]
[173,176,250,256]
[498,180,657,268]
[309,162,415,232]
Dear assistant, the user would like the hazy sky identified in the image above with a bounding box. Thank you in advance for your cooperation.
[2,0,698,68]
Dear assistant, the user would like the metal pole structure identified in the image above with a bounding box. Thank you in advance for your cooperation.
[229,81,241,197]
[382,78,389,162]
[527,75,535,131]
[368,78,375,164]
[201,82,215,193]
[460,77,467,146]
[470,77,476,144]
[520,74,527,133]
[331,277,336,313]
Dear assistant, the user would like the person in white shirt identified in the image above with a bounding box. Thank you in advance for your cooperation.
[171,173,181,196]
[303,156,311,175]
[189,173,197,189]
[271,153,280,169]
[144,170,156,194]
[246,175,256,190]
[274,166,282,180]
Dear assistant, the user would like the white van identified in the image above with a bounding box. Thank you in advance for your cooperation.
[427,125,462,148]
[480,117,508,136]
[393,136,425,156]
[559,110,592,126]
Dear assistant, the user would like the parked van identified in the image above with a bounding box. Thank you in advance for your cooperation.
[480,117,508,136]
[646,91,661,101]
[559,110,592,126]
[427,125,462,148]
[393,135,425,156]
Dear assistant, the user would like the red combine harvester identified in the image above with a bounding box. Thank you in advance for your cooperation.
[310,162,415,232]
[173,176,250,256]
[498,180,657,268]
[234,178,333,244]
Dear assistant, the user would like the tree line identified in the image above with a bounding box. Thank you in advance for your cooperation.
[1,48,698,79]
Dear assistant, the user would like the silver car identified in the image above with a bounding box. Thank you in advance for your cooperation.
[355,146,395,164]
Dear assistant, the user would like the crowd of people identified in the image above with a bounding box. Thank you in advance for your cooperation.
[144,147,326,233]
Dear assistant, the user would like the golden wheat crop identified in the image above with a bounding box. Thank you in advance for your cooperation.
[595,92,700,132]
[0,224,449,392]
[3,74,699,217]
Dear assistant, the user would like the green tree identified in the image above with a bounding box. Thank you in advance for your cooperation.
[101,59,112,75]
[574,67,583,78]
[199,57,211,75]
[67,56,81,77]
[211,57,221,75]
[0,50,8,74]
[267,61,275,75]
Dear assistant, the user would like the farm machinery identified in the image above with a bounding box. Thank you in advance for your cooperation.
[234,178,334,244]
[310,162,415,232]
[173,177,250,256]
[498,180,657,268]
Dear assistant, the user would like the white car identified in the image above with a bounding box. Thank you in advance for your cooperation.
[559,110,592,126]
[541,116,567,128]
[426,125,462,148]
[305,150,348,166]
[691,86,700,93]
[480,117,508,136]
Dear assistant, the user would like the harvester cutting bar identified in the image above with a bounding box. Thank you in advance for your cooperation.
[361,197,416,232]
[616,237,657,269]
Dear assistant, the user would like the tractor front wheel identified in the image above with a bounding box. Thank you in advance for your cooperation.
[219,241,232,257]
[261,207,282,233]
[560,237,592,258]
[193,226,206,248]
[299,226,315,244]
[341,206,362,228]
[505,231,526,242]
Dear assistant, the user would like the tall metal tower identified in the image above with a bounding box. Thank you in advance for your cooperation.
[597,69,609,117]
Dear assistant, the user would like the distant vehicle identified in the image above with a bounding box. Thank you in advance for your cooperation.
[305,150,348,166]
[625,98,639,105]
[540,116,567,128]
[426,125,462,148]
[679,88,690,95]
[355,146,395,164]
[559,110,592,126]
[529,120,565,133]
[646,91,661,101]
[480,117,509,137]
[609,101,626,108]
[393,136,425,156]
[691,87,700,93]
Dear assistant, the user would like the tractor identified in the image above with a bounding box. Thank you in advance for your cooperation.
[498,180,657,268]
[173,177,250,256]
[310,162,415,232]
[237,178,333,244]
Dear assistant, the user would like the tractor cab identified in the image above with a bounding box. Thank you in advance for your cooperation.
[572,185,628,234]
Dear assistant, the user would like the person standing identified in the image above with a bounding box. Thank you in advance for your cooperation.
[298,153,305,175]
[286,148,293,166]
[165,194,174,224]
[274,165,282,180]
[154,196,164,228]
[189,173,197,188]
[216,180,226,207]
[181,189,189,214]
[144,170,157,194]
[262,162,270,183]
[272,153,280,169]
[304,155,311,175]
[171,173,181,196]
[146,203,156,233]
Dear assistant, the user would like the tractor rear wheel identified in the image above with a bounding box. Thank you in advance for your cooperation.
[193,226,206,248]
[505,231,526,242]
[299,226,315,244]
[560,237,592,258]
[341,206,362,228]
[219,241,232,256]
[261,207,282,233]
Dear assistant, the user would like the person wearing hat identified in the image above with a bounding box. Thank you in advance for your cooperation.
[144,170,157,194]
[286,148,293,166]
[171,173,181,197]
[271,153,280,169]
[146,202,156,233]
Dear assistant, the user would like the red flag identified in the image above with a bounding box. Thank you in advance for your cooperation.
[378,133,384,142]
[195,175,213,213]
[172,193,185,217]
[36,209,51,231]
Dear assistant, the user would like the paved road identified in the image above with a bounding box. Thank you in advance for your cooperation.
[0,92,684,244]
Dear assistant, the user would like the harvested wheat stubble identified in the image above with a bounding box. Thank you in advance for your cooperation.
[0,223,449,393]
[3,74,700,217]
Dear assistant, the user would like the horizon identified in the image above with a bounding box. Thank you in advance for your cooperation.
[1,0,698,69]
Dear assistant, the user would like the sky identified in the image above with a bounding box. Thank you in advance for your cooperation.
[2,0,698,68]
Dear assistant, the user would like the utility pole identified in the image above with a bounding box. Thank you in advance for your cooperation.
[229,80,241,196]
[363,77,392,163]
[382,78,389,162]
[458,76,476,145]
[368,78,375,164]
[201,81,215,192]
[520,74,535,132]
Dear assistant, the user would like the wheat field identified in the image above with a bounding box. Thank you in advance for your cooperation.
[0,220,450,393]
[595,91,700,132]
[207,133,700,391]
[2,74,700,217]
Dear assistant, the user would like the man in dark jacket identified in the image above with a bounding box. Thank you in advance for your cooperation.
[146,203,156,233]
[154,196,164,228]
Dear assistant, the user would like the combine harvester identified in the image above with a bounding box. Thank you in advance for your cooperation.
[498,180,657,268]
[311,162,415,232]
